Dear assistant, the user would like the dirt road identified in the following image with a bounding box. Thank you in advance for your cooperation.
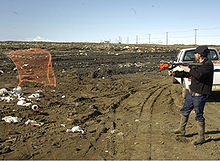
[0,42,220,160]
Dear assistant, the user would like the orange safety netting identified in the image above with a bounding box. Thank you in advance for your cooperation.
[7,48,56,87]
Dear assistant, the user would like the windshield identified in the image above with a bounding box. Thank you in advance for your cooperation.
[176,51,182,61]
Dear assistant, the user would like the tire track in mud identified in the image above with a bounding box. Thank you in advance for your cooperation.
[144,85,169,160]
[81,83,158,159]
[83,92,132,158]
[100,80,171,160]
[81,77,172,160]
[129,83,170,160]
[138,85,165,118]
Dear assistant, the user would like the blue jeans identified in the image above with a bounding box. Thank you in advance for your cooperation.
[180,92,208,122]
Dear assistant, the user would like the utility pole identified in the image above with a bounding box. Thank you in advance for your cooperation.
[119,36,122,43]
[166,32,168,45]
[149,34,151,44]
[194,28,198,45]
[136,35,138,44]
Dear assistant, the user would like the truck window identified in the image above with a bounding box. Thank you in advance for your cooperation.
[183,50,195,61]
[208,49,218,60]
[183,49,218,61]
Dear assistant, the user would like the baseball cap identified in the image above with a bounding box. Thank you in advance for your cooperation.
[194,46,210,57]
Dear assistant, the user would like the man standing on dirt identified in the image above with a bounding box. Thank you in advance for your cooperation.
[169,46,214,145]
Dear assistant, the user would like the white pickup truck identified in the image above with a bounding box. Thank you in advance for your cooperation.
[172,47,220,98]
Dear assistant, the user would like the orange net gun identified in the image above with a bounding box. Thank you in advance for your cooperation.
[160,60,202,72]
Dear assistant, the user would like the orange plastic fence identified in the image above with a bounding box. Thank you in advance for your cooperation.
[7,48,56,87]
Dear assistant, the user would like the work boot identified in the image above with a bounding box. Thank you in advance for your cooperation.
[192,121,205,145]
[173,115,189,136]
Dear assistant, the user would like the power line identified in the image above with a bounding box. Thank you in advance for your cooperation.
[169,29,193,34]
[170,35,193,38]
[199,34,220,37]
[199,27,220,30]
[113,27,220,44]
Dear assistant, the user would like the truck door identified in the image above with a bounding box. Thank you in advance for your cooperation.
[209,50,220,90]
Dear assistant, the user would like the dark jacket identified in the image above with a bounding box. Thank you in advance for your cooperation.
[174,59,214,95]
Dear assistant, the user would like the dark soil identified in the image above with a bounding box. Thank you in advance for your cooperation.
[0,42,220,160]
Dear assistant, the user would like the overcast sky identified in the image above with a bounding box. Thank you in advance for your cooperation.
[1,0,220,45]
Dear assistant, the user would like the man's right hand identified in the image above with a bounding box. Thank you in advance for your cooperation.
[168,70,173,76]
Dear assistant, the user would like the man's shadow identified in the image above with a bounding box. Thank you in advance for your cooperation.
[185,130,220,143]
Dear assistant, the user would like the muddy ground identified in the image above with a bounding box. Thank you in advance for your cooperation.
[0,42,220,160]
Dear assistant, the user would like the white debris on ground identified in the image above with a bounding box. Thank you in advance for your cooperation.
[17,99,32,106]
[1,86,45,127]
[1,87,84,133]
[66,126,84,134]
[28,93,40,99]
[31,105,39,110]
[118,61,149,69]
[0,70,4,75]
[0,86,41,106]
[0,88,14,102]
[25,119,44,127]
[0,96,14,102]
[0,88,8,95]
[0,86,23,103]
[2,116,22,123]
[12,86,22,96]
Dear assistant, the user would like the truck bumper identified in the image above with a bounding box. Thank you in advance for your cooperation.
[212,84,220,91]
